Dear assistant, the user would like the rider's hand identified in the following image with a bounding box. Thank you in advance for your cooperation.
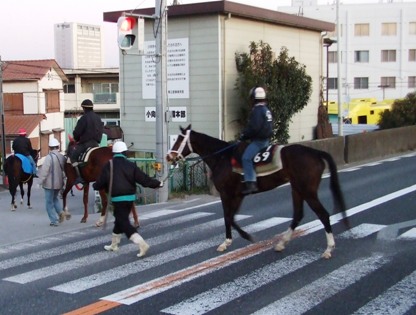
[159,181,164,188]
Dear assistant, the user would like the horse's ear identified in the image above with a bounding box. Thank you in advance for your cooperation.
[180,124,191,133]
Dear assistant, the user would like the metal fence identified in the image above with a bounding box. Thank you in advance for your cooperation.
[130,156,210,205]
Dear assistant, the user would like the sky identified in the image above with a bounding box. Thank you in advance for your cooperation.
[0,0,409,67]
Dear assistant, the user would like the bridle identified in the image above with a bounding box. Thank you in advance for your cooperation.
[167,128,237,163]
[167,129,193,161]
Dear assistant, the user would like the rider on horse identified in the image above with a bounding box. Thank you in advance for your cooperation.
[69,99,103,184]
[12,128,37,176]
[239,87,273,195]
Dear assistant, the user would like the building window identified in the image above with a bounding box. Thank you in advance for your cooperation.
[410,22,416,35]
[63,83,75,93]
[45,90,60,113]
[355,23,369,36]
[328,78,338,90]
[91,83,119,104]
[354,77,369,89]
[354,50,369,63]
[382,23,397,36]
[328,51,338,63]
[381,50,396,62]
[380,77,396,88]
[409,49,416,61]
[409,76,416,88]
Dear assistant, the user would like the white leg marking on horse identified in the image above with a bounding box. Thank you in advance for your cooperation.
[64,209,72,220]
[322,232,335,259]
[275,228,294,252]
[217,238,232,252]
[95,215,105,227]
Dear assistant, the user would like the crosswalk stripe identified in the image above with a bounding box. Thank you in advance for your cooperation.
[352,270,416,315]
[338,223,386,239]
[0,212,243,272]
[252,254,388,315]
[51,217,286,294]
[3,215,252,284]
[398,227,416,240]
[161,251,320,315]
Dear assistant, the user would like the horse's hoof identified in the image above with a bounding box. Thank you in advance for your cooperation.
[65,213,72,220]
[322,251,332,259]
[28,206,32,209]
[216,244,227,252]
[95,221,104,227]
[80,218,87,223]
[274,243,285,252]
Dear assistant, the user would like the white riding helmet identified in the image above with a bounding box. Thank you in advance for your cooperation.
[48,138,60,147]
[253,87,266,100]
[112,141,128,153]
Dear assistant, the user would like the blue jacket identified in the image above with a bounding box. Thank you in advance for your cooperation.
[241,102,273,141]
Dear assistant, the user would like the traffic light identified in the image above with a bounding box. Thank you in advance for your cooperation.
[117,16,136,50]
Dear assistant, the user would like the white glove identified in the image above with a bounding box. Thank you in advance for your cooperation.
[159,181,164,188]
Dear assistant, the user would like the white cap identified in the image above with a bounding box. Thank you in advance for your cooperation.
[112,141,128,153]
[49,138,60,147]
[254,87,266,99]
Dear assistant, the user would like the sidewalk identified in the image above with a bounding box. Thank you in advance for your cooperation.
[0,177,220,247]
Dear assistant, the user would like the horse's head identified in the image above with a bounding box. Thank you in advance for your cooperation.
[30,149,40,163]
[166,124,193,164]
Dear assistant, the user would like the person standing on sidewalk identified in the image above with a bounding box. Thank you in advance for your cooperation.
[93,141,163,258]
[37,138,67,226]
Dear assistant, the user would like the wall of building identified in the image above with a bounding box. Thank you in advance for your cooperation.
[278,2,416,103]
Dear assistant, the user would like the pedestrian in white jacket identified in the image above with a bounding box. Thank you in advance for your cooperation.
[37,138,67,226]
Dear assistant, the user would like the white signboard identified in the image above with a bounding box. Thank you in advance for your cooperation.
[142,38,189,99]
[145,107,187,122]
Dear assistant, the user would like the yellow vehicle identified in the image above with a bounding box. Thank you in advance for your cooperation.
[343,101,392,124]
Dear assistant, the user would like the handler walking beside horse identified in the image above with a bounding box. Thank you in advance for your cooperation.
[37,138,67,226]
[93,141,163,258]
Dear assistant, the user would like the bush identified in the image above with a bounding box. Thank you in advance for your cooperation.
[378,92,416,129]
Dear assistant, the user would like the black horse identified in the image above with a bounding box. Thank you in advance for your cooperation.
[166,125,349,259]
[4,149,40,211]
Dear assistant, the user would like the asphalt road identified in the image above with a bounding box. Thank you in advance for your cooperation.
[1,152,416,314]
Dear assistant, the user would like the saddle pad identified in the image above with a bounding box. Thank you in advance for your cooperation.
[232,144,284,177]
[15,154,33,174]
[66,147,100,164]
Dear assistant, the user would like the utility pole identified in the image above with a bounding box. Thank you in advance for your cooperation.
[0,56,7,184]
[336,0,343,136]
[155,0,169,202]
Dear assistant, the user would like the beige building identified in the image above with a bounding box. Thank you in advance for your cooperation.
[1,60,67,159]
[104,1,333,154]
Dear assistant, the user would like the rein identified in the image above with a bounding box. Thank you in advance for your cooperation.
[168,128,237,163]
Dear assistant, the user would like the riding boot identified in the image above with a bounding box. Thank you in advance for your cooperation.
[104,233,122,252]
[130,233,150,257]
[241,181,258,195]
[73,164,84,185]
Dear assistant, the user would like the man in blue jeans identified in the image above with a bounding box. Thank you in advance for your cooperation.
[239,87,273,195]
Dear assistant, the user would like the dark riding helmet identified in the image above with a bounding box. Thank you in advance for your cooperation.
[81,99,94,108]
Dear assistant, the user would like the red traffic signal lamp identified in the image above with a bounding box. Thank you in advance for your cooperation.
[117,16,136,50]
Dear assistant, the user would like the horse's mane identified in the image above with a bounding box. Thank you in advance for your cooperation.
[192,130,235,157]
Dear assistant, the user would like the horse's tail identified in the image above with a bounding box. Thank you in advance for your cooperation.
[319,150,350,228]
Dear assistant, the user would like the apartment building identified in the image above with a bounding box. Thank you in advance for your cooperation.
[278,0,416,103]
[54,22,104,69]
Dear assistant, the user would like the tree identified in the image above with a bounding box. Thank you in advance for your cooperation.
[235,41,312,143]
[378,92,416,129]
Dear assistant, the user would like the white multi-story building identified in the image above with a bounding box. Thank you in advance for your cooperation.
[278,0,416,103]
[54,22,104,69]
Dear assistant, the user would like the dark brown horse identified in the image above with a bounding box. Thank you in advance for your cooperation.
[63,140,139,226]
[166,125,349,259]
[4,149,40,210]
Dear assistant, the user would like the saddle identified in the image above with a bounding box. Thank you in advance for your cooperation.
[67,147,100,165]
[231,144,284,177]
